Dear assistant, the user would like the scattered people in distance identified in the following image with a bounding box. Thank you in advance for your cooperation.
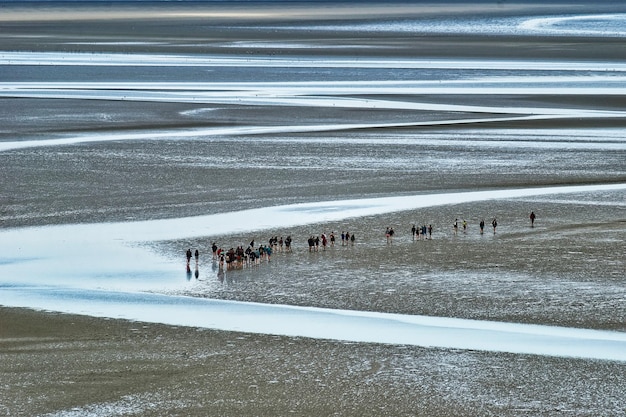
[212,242,218,259]
[422,224,427,240]
[479,219,485,234]
[194,249,199,263]
[411,224,416,241]
[350,232,355,245]
[530,211,536,227]
[330,232,335,246]
[186,248,192,266]
[341,231,346,246]
[453,219,458,234]
[345,231,351,245]
[462,219,467,233]
[285,235,292,252]
[428,224,433,239]
[492,217,498,234]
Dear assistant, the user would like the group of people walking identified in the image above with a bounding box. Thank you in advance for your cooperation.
[409,224,433,241]
[207,236,294,270]
[185,212,537,274]
[306,231,355,251]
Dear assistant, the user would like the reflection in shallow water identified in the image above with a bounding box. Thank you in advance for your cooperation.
[0,184,625,360]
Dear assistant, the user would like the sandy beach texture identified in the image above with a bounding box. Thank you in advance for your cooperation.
[1,1,625,416]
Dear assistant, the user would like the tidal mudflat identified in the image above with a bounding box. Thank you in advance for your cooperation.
[1,1,625,415]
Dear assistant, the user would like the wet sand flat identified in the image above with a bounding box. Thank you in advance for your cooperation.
[1,1,626,416]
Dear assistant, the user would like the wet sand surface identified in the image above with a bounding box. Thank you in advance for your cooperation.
[1,1,626,416]
[2,306,625,417]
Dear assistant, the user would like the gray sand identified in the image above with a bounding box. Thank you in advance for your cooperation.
[0,2,625,416]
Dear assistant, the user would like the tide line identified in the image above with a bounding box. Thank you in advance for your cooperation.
[1,286,625,362]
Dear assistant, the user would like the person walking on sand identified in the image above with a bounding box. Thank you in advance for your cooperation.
[492,218,498,234]
[194,249,199,263]
[385,227,391,244]
[428,224,433,239]
[186,248,192,265]
[212,242,218,259]
[411,224,416,241]
[350,233,355,245]
[530,211,536,227]
[462,220,467,233]
[453,219,458,235]
[479,219,485,234]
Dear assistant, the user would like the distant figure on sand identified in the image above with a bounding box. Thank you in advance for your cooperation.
[479,219,485,234]
[186,248,192,265]
[194,249,199,263]
[411,224,416,240]
[453,219,458,234]
[492,218,498,234]
[530,211,536,227]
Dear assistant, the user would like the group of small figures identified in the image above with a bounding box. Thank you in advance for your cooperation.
[452,218,499,235]
[407,224,434,241]
[185,212,538,272]
[205,237,294,270]
[306,231,355,251]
